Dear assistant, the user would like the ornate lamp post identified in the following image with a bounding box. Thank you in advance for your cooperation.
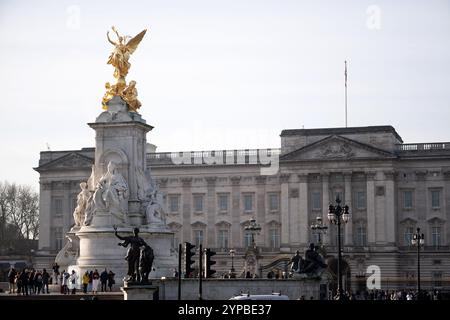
[311,216,328,246]
[327,196,350,300]
[411,227,425,300]
[244,218,262,248]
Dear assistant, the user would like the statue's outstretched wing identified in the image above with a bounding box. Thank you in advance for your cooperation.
[126,29,147,54]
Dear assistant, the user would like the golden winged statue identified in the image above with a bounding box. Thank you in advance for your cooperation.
[102,26,146,112]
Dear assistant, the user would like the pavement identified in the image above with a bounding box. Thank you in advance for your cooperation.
[0,284,123,300]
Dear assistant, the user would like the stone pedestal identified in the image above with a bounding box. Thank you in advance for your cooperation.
[121,283,159,300]
[58,96,177,287]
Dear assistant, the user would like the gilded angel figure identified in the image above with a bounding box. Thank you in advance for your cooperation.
[107,26,147,81]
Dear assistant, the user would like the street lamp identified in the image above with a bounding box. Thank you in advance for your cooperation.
[244,218,262,248]
[327,196,350,300]
[411,227,425,300]
[229,249,236,278]
[310,216,328,246]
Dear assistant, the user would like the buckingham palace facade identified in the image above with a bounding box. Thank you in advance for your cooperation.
[34,125,450,292]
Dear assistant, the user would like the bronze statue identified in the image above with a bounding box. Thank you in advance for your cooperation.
[289,243,327,277]
[114,225,153,283]
[139,245,154,283]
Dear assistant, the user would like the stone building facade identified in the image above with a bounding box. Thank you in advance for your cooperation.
[34,126,450,292]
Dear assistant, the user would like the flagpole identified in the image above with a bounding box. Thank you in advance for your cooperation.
[345,60,348,128]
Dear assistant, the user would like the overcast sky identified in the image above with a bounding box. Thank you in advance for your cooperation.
[0,0,449,190]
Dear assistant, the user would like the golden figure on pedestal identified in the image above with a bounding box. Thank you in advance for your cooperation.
[102,26,146,112]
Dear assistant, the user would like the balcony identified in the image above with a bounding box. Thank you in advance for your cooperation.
[396,143,450,154]
[147,148,281,166]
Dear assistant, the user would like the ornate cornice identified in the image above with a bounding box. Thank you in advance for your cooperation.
[365,171,376,181]
[279,173,290,184]
[230,176,241,186]
[205,176,217,187]
[255,176,267,185]
[181,177,192,187]
[298,174,308,183]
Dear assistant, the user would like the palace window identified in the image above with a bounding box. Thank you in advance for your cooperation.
[52,197,63,217]
[311,192,321,210]
[355,224,367,246]
[218,194,229,212]
[243,194,254,213]
[193,194,204,213]
[268,193,280,212]
[355,191,366,209]
[217,230,229,249]
[269,228,280,249]
[431,190,441,208]
[431,226,441,247]
[168,194,180,213]
[403,190,413,209]
[244,231,253,248]
[193,230,204,247]
[404,227,414,246]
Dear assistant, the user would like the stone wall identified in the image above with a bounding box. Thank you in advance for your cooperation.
[154,278,323,300]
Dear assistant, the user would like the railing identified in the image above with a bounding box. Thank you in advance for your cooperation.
[396,143,450,152]
[147,148,281,166]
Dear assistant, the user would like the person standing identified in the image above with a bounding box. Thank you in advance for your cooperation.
[69,270,78,294]
[87,270,93,292]
[100,269,108,292]
[107,270,115,292]
[42,269,50,294]
[52,263,60,285]
[7,267,17,294]
[82,271,89,294]
[34,270,43,294]
[29,269,35,295]
[92,269,100,294]
[61,270,69,294]
[20,269,29,296]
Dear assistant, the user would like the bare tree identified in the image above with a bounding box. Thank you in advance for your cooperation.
[0,181,39,243]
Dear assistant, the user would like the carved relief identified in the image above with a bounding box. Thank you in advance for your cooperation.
[319,141,354,159]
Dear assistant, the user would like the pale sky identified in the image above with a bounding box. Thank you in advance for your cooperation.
[0,0,449,191]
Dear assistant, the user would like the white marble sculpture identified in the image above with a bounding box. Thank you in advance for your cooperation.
[92,161,129,223]
[145,189,167,226]
[72,182,91,228]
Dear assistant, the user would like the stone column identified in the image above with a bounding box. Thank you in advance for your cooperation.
[366,172,376,244]
[384,170,396,244]
[181,177,192,243]
[38,181,52,250]
[344,172,353,246]
[298,174,309,246]
[280,174,290,251]
[255,176,267,248]
[206,177,217,246]
[230,176,242,248]
[321,172,330,245]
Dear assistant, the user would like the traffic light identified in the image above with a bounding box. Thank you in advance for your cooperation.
[204,248,216,278]
[184,242,196,278]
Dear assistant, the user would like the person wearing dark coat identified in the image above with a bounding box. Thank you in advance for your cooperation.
[42,268,50,294]
[7,267,17,294]
[100,269,108,292]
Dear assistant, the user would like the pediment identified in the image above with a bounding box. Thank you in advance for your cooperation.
[36,152,94,171]
[280,135,395,162]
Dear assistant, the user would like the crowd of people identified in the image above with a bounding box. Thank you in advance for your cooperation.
[7,267,51,295]
[6,264,115,295]
[333,289,443,300]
